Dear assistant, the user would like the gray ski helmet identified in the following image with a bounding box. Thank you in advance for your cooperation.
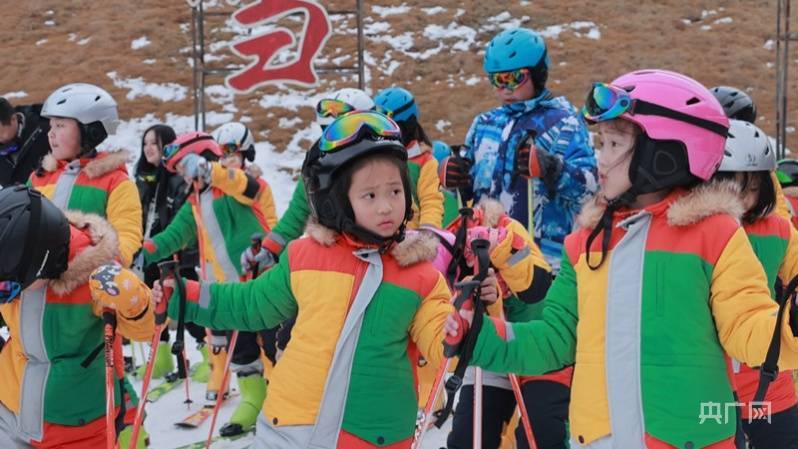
[0,186,70,290]
[710,86,757,124]
[42,83,119,150]
[718,119,775,172]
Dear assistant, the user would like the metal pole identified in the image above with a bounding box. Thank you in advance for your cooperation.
[356,0,365,90]
[198,1,207,131]
[776,0,792,159]
[191,4,200,131]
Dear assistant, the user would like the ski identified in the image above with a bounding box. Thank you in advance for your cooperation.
[175,406,214,428]
[170,428,254,449]
[146,365,200,403]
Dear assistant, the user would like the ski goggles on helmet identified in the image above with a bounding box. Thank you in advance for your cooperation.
[0,142,20,156]
[0,281,22,304]
[316,99,357,119]
[219,141,242,155]
[162,142,182,162]
[319,111,401,153]
[582,82,729,137]
[488,68,530,91]
[376,100,416,120]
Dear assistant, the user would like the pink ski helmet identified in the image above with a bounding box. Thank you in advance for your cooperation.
[583,69,729,191]
[162,131,222,173]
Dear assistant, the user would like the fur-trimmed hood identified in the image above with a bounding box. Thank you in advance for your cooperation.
[304,219,439,267]
[41,150,130,179]
[48,211,119,296]
[476,198,506,228]
[576,180,745,230]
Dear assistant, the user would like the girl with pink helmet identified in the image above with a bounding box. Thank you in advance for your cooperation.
[445,69,798,449]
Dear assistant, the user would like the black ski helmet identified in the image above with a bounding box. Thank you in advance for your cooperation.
[710,86,757,123]
[0,186,70,289]
[302,113,413,246]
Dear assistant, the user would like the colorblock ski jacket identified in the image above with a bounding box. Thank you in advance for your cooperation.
[734,212,798,418]
[29,151,142,266]
[144,162,276,282]
[167,223,453,448]
[406,141,444,229]
[463,91,597,272]
[0,212,153,443]
[470,182,798,449]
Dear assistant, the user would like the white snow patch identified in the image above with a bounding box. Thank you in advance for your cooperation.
[436,120,452,132]
[713,17,733,25]
[106,71,188,102]
[77,37,91,46]
[464,75,482,86]
[424,23,478,52]
[372,4,410,18]
[539,22,601,40]
[68,33,77,42]
[2,91,28,99]
[142,59,157,65]
[681,19,692,25]
[278,117,303,129]
[364,21,392,35]
[383,60,401,76]
[455,8,466,17]
[131,36,151,50]
[36,39,48,46]
[422,6,446,15]
[44,20,55,26]
[700,25,712,31]
[45,10,54,15]
[701,9,718,19]
[764,39,775,50]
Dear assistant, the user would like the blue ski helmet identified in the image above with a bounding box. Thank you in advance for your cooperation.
[374,87,418,123]
[432,140,452,162]
[483,28,550,90]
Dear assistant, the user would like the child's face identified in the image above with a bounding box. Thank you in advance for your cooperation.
[48,117,82,160]
[142,130,162,165]
[347,159,406,239]
[494,76,536,105]
[0,114,19,145]
[596,120,637,202]
[737,172,761,212]
[220,152,243,170]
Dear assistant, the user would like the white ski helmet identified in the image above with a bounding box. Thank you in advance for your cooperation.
[316,88,374,126]
[41,83,119,150]
[718,119,775,172]
[212,122,255,162]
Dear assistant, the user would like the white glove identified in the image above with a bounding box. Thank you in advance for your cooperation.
[179,153,211,183]
[241,247,276,273]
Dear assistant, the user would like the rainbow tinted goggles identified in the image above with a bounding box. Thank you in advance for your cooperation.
[162,142,182,162]
[0,281,22,304]
[316,99,357,119]
[582,82,729,137]
[319,111,401,153]
[488,68,530,91]
[219,141,241,155]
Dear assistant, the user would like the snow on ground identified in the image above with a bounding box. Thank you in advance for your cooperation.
[129,333,451,448]
[2,91,28,99]
[107,71,188,102]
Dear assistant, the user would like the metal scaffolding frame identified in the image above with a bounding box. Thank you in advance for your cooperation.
[189,0,365,131]
[776,0,796,158]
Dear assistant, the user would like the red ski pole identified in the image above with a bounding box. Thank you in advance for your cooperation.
[205,330,239,449]
[127,262,176,449]
[102,309,117,449]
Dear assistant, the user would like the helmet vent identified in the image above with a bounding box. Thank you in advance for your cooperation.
[509,51,517,59]
[57,99,66,105]
[95,95,101,102]
[685,97,700,105]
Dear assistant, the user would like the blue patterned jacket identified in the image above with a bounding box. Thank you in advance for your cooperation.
[464,91,597,272]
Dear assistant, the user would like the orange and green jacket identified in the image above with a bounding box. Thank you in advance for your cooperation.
[167,223,453,447]
[143,162,277,282]
[733,212,798,418]
[470,183,798,449]
[28,151,142,266]
[0,212,152,443]
[407,142,444,229]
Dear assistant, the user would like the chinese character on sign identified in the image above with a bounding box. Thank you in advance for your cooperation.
[225,0,332,93]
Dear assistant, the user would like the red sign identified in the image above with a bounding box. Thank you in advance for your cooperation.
[226,0,332,93]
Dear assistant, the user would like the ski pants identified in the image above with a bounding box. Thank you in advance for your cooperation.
[743,404,798,449]
[447,380,570,449]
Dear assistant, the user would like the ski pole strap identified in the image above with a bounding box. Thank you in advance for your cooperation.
[753,275,798,403]
[447,207,475,285]
[156,260,178,326]
[435,239,491,428]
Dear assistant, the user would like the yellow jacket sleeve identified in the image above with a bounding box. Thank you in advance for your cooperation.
[490,218,551,294]
[711,227,798,369]
[258,180,279,229]
[106,179,142,266]
[416,159,444,228]
[773,172,793,223]
[408,274,454,366]
[208,162,261,206]
[90,266,155,342]
[779,224,798,284]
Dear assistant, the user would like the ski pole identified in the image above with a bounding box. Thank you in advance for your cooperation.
[412,358,451,449]
[205,330,239,449]
[474,366,483,449]
[127,261,177,449]
[170,255,193,407]
[102,309,117,449]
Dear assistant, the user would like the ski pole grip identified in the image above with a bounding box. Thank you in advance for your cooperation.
[156,261,179,326]
[443,313,470,358]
